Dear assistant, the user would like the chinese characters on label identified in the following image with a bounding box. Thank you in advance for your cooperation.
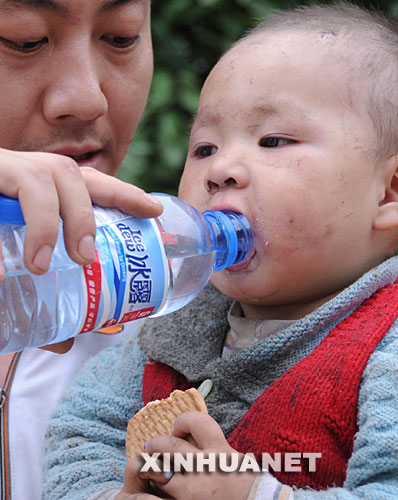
[116,223,153,305]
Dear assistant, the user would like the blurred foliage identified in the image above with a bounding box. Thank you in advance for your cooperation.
[118,0,398,195]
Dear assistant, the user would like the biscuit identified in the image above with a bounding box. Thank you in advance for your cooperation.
[126,388,208,459]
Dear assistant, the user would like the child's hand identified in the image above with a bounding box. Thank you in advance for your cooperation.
[115,454,173,499]
[136,411,257,500]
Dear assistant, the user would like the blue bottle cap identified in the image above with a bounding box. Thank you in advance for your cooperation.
[203,210,253,271]
[0,194,25,225]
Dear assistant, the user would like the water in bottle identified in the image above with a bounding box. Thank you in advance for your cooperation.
[0,193,253,353]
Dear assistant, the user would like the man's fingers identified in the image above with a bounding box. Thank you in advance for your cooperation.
[50,156,97,265]
[81,167,163,218]
[172,412,228,451]
[0,150,97,272]
[0,150,163,279]
[9,159,61,274]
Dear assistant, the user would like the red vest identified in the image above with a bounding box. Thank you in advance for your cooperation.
[142,282,398,490]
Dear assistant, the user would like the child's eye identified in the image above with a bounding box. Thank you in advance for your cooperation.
[193,145,218,158]
[102,35,140,49]
[0,37,47,53]
[259,136,295,148]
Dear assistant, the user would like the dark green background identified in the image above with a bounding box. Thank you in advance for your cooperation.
[117,0,398,195]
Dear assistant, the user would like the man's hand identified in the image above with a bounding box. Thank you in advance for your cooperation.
[0,148,163,353]
[0,148,162,280]
[117,412,257,500]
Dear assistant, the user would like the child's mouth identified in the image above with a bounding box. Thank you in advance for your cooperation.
[226,249,256,272]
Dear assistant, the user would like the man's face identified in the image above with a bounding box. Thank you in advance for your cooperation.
[179,32,390,319]
[0,0,153,175]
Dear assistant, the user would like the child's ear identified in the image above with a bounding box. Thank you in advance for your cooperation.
[374,153,398,231]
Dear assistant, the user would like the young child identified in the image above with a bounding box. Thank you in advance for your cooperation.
[43,4,398,500]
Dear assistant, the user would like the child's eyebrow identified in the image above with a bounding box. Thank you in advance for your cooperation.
[192,101,308,129]
[188,113,198,130]
[251,102,308,119]
[190,111,223,129]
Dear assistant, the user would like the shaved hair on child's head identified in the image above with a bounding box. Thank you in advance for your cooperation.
[241,3,398,159]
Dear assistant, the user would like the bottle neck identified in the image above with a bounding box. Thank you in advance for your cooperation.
[203,211,253,271]
[0,195,25,225]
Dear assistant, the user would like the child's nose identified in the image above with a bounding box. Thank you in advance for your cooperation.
[204,153,250,193]
[206,176,236,194]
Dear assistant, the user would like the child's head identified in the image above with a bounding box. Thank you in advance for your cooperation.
[178,4,398,320]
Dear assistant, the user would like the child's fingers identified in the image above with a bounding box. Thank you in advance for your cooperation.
[144,433,197,456]
[123,457,151,494]
[150,470,186,500]
[116,494,163,500]
[138,454,174,485]
[172,411,229,450]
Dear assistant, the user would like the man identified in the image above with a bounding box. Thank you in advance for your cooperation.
[0,0,160,498]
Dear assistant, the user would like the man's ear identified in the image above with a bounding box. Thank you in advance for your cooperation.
[373,154,398,231]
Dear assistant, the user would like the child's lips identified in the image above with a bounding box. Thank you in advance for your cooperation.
[226,249,256,272]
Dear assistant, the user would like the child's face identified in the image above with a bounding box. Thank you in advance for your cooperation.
[179,32,393,319]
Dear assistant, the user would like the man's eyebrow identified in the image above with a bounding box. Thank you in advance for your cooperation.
[99,0,142,14]
[1,0,68,16]
[1,0,143,16]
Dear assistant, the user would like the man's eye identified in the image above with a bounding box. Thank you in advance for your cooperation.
[103,35,139,49]
[193,145,218,158]
[0,37,47,53]
[259,137,295,148]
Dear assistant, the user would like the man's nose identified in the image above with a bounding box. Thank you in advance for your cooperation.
[204,150,250,194]
[42,45,108,124]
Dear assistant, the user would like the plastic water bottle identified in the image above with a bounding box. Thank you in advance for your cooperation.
[0,193,253,353]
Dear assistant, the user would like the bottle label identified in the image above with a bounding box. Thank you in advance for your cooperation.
[78,207,168,334]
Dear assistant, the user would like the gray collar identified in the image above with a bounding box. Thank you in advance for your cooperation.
[138,284,231,381]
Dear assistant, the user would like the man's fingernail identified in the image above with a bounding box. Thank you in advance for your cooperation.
[145,194,162,207]
[78,234,96,261]
[33,245,53,271]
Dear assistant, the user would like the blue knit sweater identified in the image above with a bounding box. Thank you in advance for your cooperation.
[43,257,398,500]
